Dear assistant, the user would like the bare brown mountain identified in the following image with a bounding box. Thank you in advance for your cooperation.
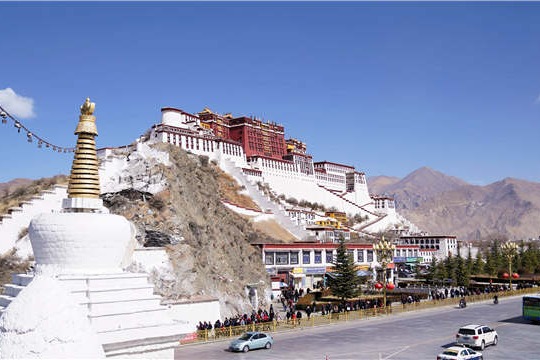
[369,167,469,210]
[369,168,540,241]
[0,178,34,197]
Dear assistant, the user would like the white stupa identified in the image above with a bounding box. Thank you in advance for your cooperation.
[0,99,141,358]
[30,98,132,276]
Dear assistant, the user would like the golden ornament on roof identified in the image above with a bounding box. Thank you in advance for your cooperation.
[80,97,95,115]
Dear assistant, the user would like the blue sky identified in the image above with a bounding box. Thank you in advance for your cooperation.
[1,2,539,185]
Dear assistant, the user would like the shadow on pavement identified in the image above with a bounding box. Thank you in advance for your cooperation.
[499,316,538,325]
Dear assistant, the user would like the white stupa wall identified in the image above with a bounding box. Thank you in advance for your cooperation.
[0,275,106,359]
[167,299,221,330]
[29,212,132,274]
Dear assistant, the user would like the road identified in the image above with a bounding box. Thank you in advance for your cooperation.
[173,296,538,359]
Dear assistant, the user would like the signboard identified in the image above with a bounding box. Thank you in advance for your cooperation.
[394,256,422,263]
[305,267,326,275]
[355,265,370,271]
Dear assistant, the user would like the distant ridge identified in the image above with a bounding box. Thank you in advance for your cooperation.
[370,167,469,210]
[369,168,540,241]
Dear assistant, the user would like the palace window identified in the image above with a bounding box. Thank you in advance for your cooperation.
[367,250,373,262]
[326,250,334,263]
[314,251,322,264]
[265,252,274,265]
[276,252,289,265]
[358,250,364,262]
[302,251,311,264]
[290,251,299,265]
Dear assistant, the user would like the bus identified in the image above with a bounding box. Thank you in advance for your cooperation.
[522,295,540,322]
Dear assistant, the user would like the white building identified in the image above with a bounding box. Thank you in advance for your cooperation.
[259,242,420,296]
[398,235,459,260]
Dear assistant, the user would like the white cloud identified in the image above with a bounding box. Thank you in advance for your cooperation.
[0,88,36,118]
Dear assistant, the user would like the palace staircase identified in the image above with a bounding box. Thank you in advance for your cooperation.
[0,185,67,255]
[221,158,308,240]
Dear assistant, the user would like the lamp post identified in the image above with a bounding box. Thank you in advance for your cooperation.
[501,241,518,291]
[373,236,396,312]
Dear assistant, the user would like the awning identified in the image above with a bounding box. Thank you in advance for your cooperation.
[325,272,338,279]
[357,270,373,277]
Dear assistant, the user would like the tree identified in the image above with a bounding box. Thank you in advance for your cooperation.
[328,236,360,300]
[444,255,456,285]
[425,257,438,283]
[484,249,497,276]
[472,251,484,275]
[455,254,468,286]
[465,250,474,277]
[433,259,448,284]
[522,242,540,274]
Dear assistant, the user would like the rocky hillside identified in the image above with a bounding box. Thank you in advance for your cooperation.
[101,144,282,317]
[369,168,540,241]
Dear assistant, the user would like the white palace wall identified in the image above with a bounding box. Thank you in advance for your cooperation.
[149,128,247,169]
[256,169,377,220]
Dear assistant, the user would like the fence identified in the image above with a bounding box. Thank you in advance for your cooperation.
[183,287,539,345]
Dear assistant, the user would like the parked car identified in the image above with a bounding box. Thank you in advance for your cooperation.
[228,331,273,352]
[436,345,483,360]
[455,324,498,350]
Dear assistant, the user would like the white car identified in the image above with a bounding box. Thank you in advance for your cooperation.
[437,346,483,360]
[455,324,498,350]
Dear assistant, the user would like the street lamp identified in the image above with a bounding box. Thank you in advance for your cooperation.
[373,236,396,312]
[501,241,518,291]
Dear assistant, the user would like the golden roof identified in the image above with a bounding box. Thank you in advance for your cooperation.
[199,107,214,114]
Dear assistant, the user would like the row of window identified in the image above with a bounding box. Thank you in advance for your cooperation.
[165,131,244,158]
[315,173,346,184]
[403,239,443,245]
[264,249,375,266]
[264,248,420,266]
[314,163,354,175]
[257,158,296,172]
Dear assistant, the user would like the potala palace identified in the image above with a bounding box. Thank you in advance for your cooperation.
[100,106,418,239]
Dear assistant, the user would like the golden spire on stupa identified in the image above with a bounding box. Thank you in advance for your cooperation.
[67,98,100,199]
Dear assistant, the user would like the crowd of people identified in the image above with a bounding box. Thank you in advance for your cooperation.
[196,305,276,332]
[196,282,530,333]
[428,284,511,301]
